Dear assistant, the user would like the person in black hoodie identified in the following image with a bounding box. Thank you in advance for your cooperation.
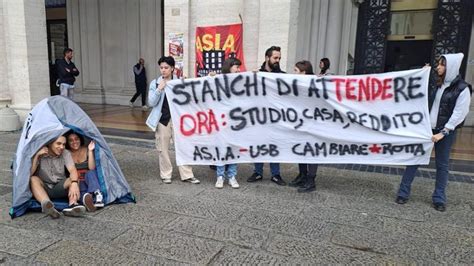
[57,48,80,100]
[129,58,148,110]
[247,46,287,186]
[396,53,472,212]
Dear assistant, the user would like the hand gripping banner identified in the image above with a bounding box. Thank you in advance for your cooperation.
[165,68,433,166]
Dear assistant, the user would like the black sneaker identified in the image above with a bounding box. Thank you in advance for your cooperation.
[395,196,408,205]
[271,175,286,186]
[288,173,306,187]
[63,203,86,217]
[432,202,446,212]
[247,173,263,182]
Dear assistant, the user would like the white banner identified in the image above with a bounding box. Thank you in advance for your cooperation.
[165,68,434,166]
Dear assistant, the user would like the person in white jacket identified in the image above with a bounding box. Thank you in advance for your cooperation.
[396,53,472,212]
[146,56,200,184]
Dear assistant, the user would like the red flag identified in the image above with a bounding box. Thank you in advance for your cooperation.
[195,23,246,77]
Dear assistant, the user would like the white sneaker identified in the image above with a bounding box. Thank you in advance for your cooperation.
[162,178,172,184]
[215,176,224,188]
[142,105,149,111]
[63,203,86,217]
[129,102,134,108]
[228,176,240,189]
[94,191,105,208]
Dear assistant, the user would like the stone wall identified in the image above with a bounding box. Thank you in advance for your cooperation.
[67,0,163,105]
[164,0,301,75]
[0,0,49,120]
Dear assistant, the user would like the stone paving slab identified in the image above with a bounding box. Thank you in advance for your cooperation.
[164,215,268,248]
[0,251,47,266]
[382,216,474,247]
[209,245,313,265]
[111,226,224,264]
[0,225,59,257]
[1,131,473,264]
[131,178,206,198]
[300,205,385,231]
[330,224,474,264]
[0,170,13,186]
[114,151,161,182]
[0,185,11,196]
[17,214,131,242]
[94,203,180,228]
[266,233,418,264]
[237,209,334,242]
[34,240,186,265]
[138,191,244,222]
[196,187,307,215]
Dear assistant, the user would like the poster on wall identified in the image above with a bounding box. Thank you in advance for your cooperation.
[169,33,184,78]
[195,23,246,77]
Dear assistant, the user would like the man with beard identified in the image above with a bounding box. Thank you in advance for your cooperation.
[247,46,287,185]
[57,48,80,100]
[259,46,285,73]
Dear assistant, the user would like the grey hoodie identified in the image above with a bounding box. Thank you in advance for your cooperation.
[430,53,471,130]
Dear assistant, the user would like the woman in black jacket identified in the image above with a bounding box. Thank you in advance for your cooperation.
[396,53,472,212]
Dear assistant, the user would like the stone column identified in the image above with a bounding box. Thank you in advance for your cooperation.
[325,0,344,74]
[0,0,8,101]
[257,0,298,72]
[2,0,49,121]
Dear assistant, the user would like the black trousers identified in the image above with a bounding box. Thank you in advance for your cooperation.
[298,163,318,178]
[130,84,147,106]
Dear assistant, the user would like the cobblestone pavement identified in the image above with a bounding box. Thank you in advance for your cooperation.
[0,131,473,264]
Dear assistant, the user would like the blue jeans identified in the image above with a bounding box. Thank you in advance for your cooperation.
[254,163,280,176]
[397,131,456,204]
[216,164,237,179]
[79,170,101,198]
[60,83,75,100]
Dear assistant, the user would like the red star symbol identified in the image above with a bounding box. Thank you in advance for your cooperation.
[369,144,382,154]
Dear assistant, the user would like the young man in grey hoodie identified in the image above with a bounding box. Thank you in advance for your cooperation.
[396,53,472,212]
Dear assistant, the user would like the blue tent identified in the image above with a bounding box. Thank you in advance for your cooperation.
[10,96,135,218]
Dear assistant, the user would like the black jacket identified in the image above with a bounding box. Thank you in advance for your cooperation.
[56,58,80,85]
[259,62,285,73]
[133,63,147,87]
[428,75,472,130]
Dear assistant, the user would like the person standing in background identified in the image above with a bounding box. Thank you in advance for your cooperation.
[130,58,148,111]
[57,48,80,100]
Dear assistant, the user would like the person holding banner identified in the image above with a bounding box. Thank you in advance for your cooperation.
[289,60,319,193]
[247,46,286,185]
[146,56,200,184]
[396,53,472,212]
[215,58,242,189]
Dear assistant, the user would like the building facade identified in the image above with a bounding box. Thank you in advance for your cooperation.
[1,0,473,124]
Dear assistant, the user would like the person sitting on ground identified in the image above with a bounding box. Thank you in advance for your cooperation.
[30,135,86,218]
[214,58,242,189]
[65,132,104,211]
